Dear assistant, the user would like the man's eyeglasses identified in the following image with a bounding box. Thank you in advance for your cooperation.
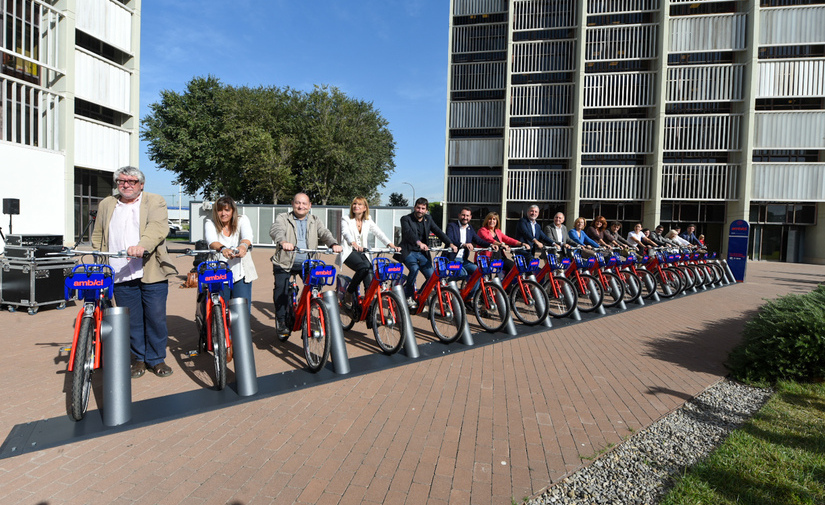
[116,179,141,186]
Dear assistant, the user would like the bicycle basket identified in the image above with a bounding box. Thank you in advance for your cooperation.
[374,258,404,282]
[477,256,503,276]
[434,257,463,278]
[197,261,234,292]
[574,253,596,269]
[307,263,337,287]
[514,255,541,274]
[301,259,326,283]
[65,264,114,301]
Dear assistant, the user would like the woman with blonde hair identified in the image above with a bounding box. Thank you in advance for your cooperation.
[477,212,524,273]
[204,196,257,314]
[338,197,399,307]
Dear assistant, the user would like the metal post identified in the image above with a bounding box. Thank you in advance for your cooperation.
[321,290,350,375]
[588,277,606,315]
[100,306,131,427]
[556,271,581,321]
[640,269,660,302]
[490,277,517,335]
[624,270,644,306]
[528,274,552,328]
[228,298,257,397]
[608,276,626,310]
[392,284,419,358]
[721,259,736,283]
[449,281,474,346]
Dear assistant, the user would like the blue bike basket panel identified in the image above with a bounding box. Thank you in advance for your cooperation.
[547,254,568,270]
[374,258,404,282]
[515,255,541,274]
[574,253,596,269]
[477,256,503,275]
[197,261,234,292]
[434,257,463,278]
[621,256,636,267]
[65,264,114,301]
[307,264,337,287]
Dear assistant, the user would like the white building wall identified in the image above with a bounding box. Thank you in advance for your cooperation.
[0,143,67,235]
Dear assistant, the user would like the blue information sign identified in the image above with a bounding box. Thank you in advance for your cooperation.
[727,220,749,282]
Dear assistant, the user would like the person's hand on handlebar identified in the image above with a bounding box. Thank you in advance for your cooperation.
[126,245,145,258]
[280,241,295,251]
[353,244,364,252]
[449,243,458,253]
[417,240,429,252]
[331,244,343,254]
[386,242,401,253]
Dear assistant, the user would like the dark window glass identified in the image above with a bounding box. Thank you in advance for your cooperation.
[765,204,786,223]
[794,204,817,225]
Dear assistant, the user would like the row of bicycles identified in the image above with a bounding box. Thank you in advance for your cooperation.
[53,243,728,421]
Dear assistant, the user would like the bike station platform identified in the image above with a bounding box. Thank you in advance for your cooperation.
[0,248,820,505]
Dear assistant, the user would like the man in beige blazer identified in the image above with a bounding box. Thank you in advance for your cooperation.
[91,166,178,378]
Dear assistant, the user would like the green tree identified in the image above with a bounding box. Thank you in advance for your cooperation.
[388,192,408,207]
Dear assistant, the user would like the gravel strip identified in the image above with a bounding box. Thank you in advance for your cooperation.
[529,378,773,505]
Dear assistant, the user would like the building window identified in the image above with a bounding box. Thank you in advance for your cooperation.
[750,203,817,225]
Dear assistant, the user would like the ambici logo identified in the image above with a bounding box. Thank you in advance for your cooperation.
[72,278,106,288]
[314,269,334,277]
[447,263,461,271]
[204,274,228,282]
[386,264,403,274]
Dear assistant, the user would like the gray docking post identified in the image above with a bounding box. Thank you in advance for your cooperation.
[528,274,552,328]
[608,276,627,310]
[490,277,517,335]
[391,284,419,358]
[557,271,581,321]
[589,277,607,315]
[228,298,257,396]
[101,306,131,427]
[449,281,474,346]
[321,290,350,375]
[721,259,736,283]
[640,269,660,302]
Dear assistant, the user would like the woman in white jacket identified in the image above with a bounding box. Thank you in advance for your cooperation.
[339,196,399,306]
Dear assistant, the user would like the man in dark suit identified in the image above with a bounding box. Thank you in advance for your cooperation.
[446,207,493,296]
[400,198,457,308]
[543,212,574,250]
[517,205,561,258]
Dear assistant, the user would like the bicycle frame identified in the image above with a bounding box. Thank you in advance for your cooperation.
[197,260,234,354]
[348,257,404,324]
[410,256,462,317]
[290,259,336,333]
[458,255,503,301]
[65,263,114,372]
[535,250,572,299]
[500,254,540,297]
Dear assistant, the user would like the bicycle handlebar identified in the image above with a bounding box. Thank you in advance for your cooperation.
[47,248,145,259]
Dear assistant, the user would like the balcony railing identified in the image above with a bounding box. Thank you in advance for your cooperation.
[580,166,652,200]
[582,119,655,154]
[669,14,747,53]
[1,74,61,150]
[760,5,825,46]
[752,163,825,201]
[753,111,825,149]
[663,115,742,151]
[510,84,573,117]
[450,100,505,129]
[449,138,504,166]
[452,23,508,53]
[75,48,132,113]
[453,0,508,16]
[507,169,569,201]
[757,59,825,98]
[451,61,507,91]
[513,0,576,30]
[584,72,656,108]
[666,64,745,102]
[512,40,576,73]
[585,24,658,61]
[509,127,572,159]
[74,116,130,170]
[587,0,660,13]
[661,164,738,200]
[76,0,133,53]
[448,175,503,204]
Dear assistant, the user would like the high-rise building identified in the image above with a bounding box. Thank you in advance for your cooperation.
[1,0,141,243]
[443,0,825,263]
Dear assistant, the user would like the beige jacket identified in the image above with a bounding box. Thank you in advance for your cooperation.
[91,192,178,283]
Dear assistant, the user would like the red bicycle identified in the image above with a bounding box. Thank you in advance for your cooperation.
[408,254,466,344]
[456,252,510,333]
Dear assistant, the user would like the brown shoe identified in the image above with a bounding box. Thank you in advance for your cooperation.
[150,362,173,377]
[131,361,146,379]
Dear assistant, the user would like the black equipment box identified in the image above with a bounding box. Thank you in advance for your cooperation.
[0,257,75,315]
[4,234,65,259]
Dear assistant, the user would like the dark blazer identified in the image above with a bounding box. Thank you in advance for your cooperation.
[400,212,451,261]
[517,218,559,253]
[543,223,572,246]
[444,221,492,261]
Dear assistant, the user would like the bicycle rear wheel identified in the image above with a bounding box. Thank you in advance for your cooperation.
[574,273,604,312]
[509,279,549,326]
[372,291,406,355]
[70,315,95,421]
[303,297,331,373]
[543,276,577,319]
[211,307,228,390]
[600,271,625,308]
[429,285,464,344]
[472,282,509,333]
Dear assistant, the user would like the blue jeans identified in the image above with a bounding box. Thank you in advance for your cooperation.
[219,279,253,317]
[403,251,433,299]
[113,280,169,367]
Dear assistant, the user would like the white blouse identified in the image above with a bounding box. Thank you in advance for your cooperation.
[204,214,255,282]
[338,215,392,266]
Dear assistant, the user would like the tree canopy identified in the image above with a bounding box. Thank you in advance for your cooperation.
[388,192,409,207]
[141,76,396,204]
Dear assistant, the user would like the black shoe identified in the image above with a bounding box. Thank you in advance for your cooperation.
[276,320,290,341]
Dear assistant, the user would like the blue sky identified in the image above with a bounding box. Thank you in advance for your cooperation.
[139,0,450,207]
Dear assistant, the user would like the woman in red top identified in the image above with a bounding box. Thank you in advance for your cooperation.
[477,212,524,273]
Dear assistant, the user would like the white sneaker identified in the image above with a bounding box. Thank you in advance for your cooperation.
[406,297,418,309]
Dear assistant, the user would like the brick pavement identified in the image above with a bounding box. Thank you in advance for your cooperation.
[0,250,820,504]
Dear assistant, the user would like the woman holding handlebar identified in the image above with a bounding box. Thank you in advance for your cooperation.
[204,196,257,314]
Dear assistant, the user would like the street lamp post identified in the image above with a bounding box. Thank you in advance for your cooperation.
[402,182,415,207]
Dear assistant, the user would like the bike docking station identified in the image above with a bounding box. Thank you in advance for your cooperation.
[227,298,257,396]
[320,290,351,374]
[490,276,518,336]
[100,306,131,427]
[391,284,420,358]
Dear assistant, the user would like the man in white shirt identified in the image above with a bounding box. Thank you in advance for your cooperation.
[543,212,572,249]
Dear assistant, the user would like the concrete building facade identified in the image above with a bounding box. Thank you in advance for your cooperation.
[443,0,825,262]
[0,0,141,244]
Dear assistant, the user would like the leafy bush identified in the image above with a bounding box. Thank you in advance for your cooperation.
[728,284,825,384]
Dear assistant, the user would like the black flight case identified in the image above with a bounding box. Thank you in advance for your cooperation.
[1,235,75,315]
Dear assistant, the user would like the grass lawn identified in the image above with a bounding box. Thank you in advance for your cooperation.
[660,381,825,505]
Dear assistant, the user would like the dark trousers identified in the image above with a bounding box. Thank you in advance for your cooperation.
[344,251,373,293]
[272,264,302,323]
[113,279,169,367]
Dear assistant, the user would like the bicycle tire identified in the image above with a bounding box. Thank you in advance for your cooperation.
[303,297,331,373]
[211,306,228,390]
[574,272,604,312]
[691,264,708,288]
[70,315,95,421]
[631,268,657,299]
[372,291,406,355]
[599,271,625,308]
[668,267,689,294]
[542,275,577,319]
[472,282,509,333]
[654,268,681,298]
[509,278,549,326]
[429,285,464,344]
[709,263,725,285]
[340,296,357,332]
[677,265,696,290]
[616,270,642,304]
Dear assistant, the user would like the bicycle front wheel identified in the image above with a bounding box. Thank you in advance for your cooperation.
[372,291,406,355]
[70,315,95,421]
[600,271,625,308]
[574,273,604,312]
[303,298,331,373]
[509,279,549,326]
[211,306,228,390]
[543,275,577,319]
[429,285,464,344]
[472,282,509,333]
[617,270,642,304]
[631,268,657,299]
[654,268,681,298]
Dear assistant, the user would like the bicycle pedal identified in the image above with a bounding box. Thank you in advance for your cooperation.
[60,346,72,353]
[187,350,199,357]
